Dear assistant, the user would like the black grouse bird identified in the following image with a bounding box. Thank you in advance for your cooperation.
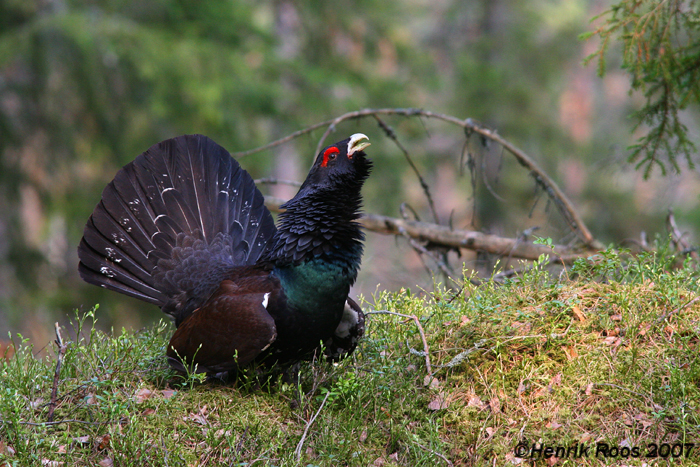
[77,133,371,375]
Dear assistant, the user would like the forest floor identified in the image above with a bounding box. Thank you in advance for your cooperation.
[1,247,699,466]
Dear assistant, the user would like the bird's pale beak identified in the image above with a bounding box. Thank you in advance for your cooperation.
[347,133,370,157]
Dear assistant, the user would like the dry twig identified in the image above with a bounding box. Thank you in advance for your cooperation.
[48,322,68,423]
[654,295,700,325]
[294,392,331,461]
[667,209,699,260]
[366,310,432,377]
[413,441,453,466]
[253,178,302,188]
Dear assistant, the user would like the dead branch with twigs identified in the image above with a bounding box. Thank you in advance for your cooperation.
[264,200,596,264]
[239,108,698,283]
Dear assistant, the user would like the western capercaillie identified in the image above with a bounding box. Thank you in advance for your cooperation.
[78,133,371,376]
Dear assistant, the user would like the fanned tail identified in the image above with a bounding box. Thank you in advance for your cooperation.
[78,135,276,324]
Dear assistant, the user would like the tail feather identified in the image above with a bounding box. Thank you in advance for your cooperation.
[78,135,276,323]
[78,227,166,305]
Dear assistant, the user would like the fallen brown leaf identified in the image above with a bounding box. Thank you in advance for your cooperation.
[467,394,485,410]
[633,413,653,429]
[133,388,154,404]
[546,421,562,430]
[30,397,45,409]
[423,375,440,388]
[72,436,90,445]
[184,406,209,425]
[563,345,578,360]
[572,305,586,322]
[96,435,111,450]
[428,393,449,411]
[98,458,113,467]
[550,373,562,386]
[639,323,650,336]
[505,452,523,465]
[621,413,634,427]
[512,321,532,334]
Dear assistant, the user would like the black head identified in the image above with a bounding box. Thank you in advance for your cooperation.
[266,134,372,266]
[292,134,373,199]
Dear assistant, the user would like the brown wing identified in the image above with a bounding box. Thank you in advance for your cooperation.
[166,278,277,374]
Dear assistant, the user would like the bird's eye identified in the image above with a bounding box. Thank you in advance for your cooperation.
[321,147,340,167]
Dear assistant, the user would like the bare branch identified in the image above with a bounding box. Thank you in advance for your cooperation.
[243,108,601,249]
[254,178,302,187]
[361,212,591,262]
[264,197,596,263]
[374,115,441,224]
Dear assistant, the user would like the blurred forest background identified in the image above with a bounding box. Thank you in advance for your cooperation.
[1,0,698,348]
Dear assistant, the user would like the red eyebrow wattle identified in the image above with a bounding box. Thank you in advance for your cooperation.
[321,147,340,167]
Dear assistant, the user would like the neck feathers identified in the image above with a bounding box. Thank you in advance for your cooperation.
[263,185,365,281]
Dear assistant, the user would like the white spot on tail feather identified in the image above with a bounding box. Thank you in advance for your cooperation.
[262,293,270,309]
